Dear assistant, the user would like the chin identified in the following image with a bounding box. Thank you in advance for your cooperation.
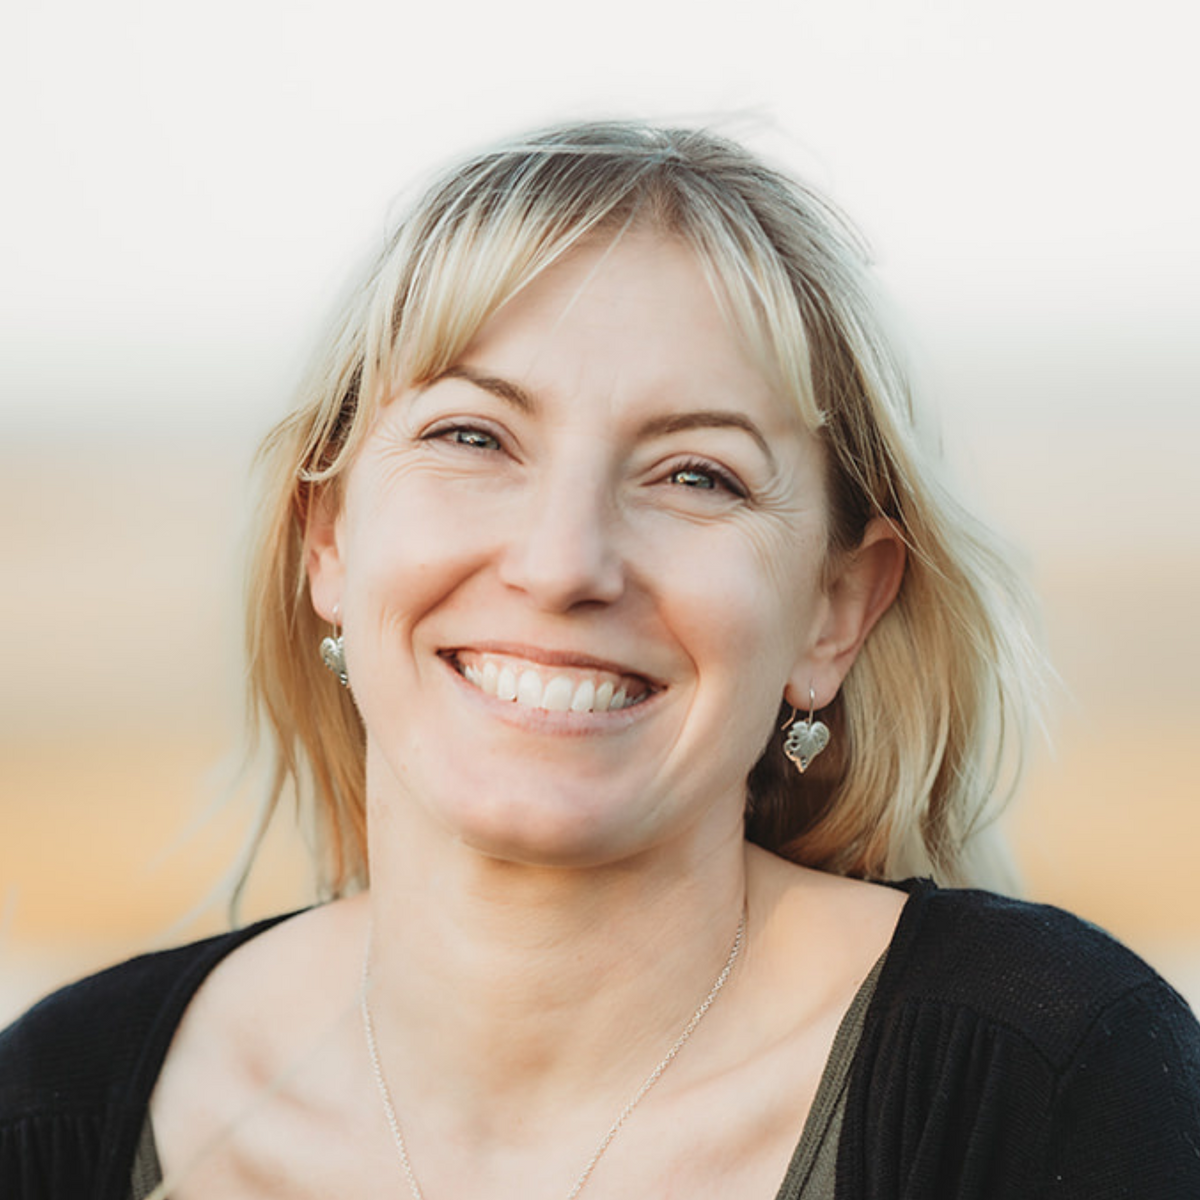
[457,801,646,869]
[414,771,666,870]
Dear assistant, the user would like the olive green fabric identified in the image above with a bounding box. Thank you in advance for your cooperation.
[775,951,884,1199]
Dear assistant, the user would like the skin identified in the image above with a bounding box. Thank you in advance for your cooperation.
[151,230,908,1199]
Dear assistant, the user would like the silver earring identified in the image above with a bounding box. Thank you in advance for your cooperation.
[782,687,830,773]
[320,606,348,687]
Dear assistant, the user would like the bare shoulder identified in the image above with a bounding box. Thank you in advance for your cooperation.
[721,849,908,1081]
[746,847,907,1005]
[150,899,371,1196]
[157,902,360,1059]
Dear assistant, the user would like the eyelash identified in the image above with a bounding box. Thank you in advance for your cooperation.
[424,425,747,500]
[424,423,502,451]
[666,458,748,499]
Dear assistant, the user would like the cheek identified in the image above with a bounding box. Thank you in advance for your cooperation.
[339,474,500,622]
[653,524,823,687]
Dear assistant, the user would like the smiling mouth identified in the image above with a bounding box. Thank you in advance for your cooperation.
[447,650,655,714]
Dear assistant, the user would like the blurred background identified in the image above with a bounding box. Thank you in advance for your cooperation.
[2,0,1197,1024]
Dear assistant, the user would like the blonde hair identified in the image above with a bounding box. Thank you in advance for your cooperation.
[244,120,1043,898]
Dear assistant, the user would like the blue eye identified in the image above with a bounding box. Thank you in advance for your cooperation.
[670,467,718,490]
[429,426,501,450]
[666,460,747,498]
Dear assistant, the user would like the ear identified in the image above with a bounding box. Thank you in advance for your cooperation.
[304,484,345,624]
[786,517,906,710]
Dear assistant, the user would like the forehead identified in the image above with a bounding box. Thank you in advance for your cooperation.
[455,229,806,438]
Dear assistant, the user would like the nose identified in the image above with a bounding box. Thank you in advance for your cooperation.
[498,465,626,612]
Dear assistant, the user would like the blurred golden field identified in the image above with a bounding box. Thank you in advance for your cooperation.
[2,421,1199,1025]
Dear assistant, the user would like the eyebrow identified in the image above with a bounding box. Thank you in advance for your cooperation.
[439,364,775,467]
[440,365,537,412]
[637,411,776,468]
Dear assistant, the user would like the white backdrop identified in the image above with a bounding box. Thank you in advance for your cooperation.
[4,0,1195,433]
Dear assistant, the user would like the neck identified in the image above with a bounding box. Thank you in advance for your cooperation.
[360,804,749,1135]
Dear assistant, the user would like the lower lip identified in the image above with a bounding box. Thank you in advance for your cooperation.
[439,655,660,734]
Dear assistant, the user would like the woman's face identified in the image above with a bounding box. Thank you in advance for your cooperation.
[308,230,884,869]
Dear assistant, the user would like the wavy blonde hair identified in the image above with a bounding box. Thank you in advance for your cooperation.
[244,120,1043,899]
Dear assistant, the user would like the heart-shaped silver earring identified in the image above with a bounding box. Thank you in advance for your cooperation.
[782,687,830,774]
[320,605,349,687]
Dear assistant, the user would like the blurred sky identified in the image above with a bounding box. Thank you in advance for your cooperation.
[3,0,1195,430]
[2,0,1198,1015]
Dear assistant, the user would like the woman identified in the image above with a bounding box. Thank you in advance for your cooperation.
[3,121,1198,1199]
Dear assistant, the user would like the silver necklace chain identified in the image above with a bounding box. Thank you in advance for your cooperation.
[360,909,746,1200]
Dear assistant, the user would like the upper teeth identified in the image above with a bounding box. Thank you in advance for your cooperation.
[459,656,641,713]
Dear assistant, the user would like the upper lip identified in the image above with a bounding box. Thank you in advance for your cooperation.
[439,642,665,688]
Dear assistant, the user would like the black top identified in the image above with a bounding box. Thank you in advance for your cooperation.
[844,883,1200,1197]
[3,881,1199,1199]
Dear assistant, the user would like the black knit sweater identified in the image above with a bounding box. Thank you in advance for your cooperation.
[3,881,1198,1198]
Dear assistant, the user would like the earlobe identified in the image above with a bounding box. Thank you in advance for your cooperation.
[304,486,346,624]
[786,517,906,709]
